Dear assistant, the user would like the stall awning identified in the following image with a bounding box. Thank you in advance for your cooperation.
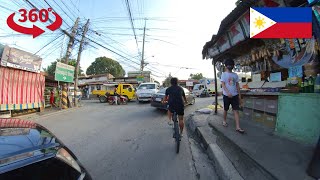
[0,67,45,111]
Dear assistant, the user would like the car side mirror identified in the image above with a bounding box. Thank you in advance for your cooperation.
[128,88,132,92]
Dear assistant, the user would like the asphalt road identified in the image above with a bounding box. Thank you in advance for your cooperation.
[37,97,216,180]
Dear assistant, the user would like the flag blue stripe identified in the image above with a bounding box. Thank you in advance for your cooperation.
[253,7,312,23]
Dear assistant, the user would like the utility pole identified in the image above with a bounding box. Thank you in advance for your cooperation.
[64,17,79,63]
[62,17,79,109]
[74,19,90,107]
[60,34,66,59]
[213,59,218,114]
[141,19,146,75]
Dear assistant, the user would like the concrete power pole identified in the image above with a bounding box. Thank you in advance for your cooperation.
[64,17,79,64]
[74,19,90,107]
[140,19,146,75]
[62,17,79,109]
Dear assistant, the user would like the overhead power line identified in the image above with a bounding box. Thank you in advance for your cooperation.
[34,34,64,54]
[124,0,140,56]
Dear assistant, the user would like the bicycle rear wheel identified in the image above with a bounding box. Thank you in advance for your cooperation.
[173,113,180,154]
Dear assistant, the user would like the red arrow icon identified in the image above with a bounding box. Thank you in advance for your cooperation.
[46,12,62,31]
[7,13,45,38]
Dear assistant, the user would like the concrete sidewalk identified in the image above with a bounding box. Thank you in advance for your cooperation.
[187,109,315,180]
[14,106,81,121]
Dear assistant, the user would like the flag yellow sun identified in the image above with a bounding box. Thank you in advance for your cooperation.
[254,16,266,29]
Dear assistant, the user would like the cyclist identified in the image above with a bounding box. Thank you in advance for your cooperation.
[163,77,188,136]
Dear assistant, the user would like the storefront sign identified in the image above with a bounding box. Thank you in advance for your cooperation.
[217,34,231,53]
[55,62,75,82]
[0,46,42,73]
[240,11,250,37]
[288,66,303,78]
[229,22,245,46]
[312,3,320,24]
[208,46,219,57]
[270,72,282,82]
[136,75,144,83]
[186,81,193,87]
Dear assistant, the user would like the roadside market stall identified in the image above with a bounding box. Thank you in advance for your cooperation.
[202,0,320,146]
[0,44,45,117]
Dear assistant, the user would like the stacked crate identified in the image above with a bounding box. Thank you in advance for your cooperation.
[241,96,278,128]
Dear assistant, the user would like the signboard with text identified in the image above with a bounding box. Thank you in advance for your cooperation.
[0,46,42,73]
[55,62,75,82]
[136,76,144,83]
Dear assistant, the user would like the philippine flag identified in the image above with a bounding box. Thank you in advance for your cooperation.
[250,7,312,38]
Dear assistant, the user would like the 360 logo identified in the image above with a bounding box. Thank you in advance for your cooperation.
[7,8,62,38]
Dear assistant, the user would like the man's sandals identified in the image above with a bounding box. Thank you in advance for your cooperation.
[236,128,245,134]
[223,121,245,134]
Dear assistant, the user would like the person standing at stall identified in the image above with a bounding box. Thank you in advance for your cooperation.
[221,59,245,134]
[50,89,56,108]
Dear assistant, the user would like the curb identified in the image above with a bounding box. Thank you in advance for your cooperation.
[16,107,81,121]
[208,121,278,180]
[187,114,244,180]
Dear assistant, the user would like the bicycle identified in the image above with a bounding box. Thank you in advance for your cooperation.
[171,110,181,154]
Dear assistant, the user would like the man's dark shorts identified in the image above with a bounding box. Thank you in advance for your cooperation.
[223,95,240,111]
[168,105,184,116]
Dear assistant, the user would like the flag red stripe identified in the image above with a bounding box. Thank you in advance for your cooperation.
[252,23,312,38]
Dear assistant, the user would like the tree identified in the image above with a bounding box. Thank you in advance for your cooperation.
[43,58,83,76]
[190,73,204,80]
[86,56,125,77]
[162,73,172,87]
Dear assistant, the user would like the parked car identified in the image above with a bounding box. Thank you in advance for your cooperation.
[151,87,195,109]
[68,87,82,97]
[0,119,92,180]
[136,83,159,102]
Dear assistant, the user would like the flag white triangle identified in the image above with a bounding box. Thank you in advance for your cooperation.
[250,8,277,38]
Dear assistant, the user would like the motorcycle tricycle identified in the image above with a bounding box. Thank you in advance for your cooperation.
[105,92,128,105]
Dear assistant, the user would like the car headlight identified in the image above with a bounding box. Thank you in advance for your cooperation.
[56,148,82,173]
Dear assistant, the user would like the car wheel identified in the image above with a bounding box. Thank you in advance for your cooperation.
[190,98,195,105]
[99,96,107,103]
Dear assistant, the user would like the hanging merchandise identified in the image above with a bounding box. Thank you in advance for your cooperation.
[294,39,302,53]
[309,75,315,93]
[272,38,316,68]
[315,74,320,93]
[304,77,310,93]
[300,81,305,93]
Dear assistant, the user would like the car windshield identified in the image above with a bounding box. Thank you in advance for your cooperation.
[158,88,167,93]
[138,84,155,90]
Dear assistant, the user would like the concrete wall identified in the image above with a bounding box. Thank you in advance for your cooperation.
[276,93,320,146]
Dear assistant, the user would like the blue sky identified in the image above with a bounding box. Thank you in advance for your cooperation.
[0,0,237,82]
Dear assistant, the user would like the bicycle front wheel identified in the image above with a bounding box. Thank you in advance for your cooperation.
[174,117,180,154]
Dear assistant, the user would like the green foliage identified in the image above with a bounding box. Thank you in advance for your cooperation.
[162,73,173,87]
[190,73,204,80]
[86,56,125,77]
[43,58,83,76]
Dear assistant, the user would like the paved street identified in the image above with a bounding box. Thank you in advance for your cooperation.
[36,97,216,180]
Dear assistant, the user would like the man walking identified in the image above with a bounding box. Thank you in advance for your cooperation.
[221,59,245,133]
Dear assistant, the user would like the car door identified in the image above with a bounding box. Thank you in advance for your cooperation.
[183,88,191,105]
[121,84,135,99]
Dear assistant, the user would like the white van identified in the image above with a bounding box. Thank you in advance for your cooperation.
[136,83,159,102]
[193,78,222,97]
